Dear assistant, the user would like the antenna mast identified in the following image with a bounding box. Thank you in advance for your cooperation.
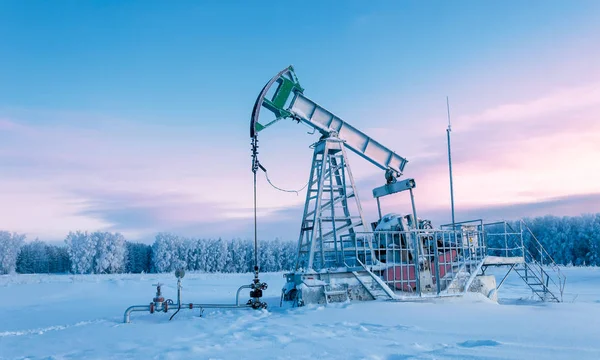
[446,96,456,230]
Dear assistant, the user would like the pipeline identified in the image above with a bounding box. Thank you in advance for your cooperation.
[236,284,252,305]
[168,283,251,321]
[169,278,183,321]
[123,282,256,323]
[124,302,253,323]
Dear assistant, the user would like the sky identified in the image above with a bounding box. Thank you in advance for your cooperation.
[1,1,599,243]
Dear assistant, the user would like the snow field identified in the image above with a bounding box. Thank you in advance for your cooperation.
[1,267,600,359]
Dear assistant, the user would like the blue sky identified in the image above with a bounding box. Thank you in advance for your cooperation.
[1,1,599,242]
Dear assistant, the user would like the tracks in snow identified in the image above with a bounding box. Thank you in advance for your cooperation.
[0,319,106,337]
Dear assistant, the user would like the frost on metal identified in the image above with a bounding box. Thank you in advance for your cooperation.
[251,66,565,307]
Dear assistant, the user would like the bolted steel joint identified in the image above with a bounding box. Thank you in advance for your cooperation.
[247,299,268,310]
[249,289,263,298]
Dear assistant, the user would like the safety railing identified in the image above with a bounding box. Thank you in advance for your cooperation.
[482,220,565,301]
[519,220,566,300]
[340,227,487,297]
[484,221,525,258]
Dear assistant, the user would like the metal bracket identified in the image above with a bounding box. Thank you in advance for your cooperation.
[372,178,416,199]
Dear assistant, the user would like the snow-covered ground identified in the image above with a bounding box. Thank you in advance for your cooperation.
[1,267,600,359]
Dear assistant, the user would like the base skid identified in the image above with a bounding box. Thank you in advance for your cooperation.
[281,269,499,307]
[281,269,392,307]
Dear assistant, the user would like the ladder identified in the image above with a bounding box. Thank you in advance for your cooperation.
[520,220,565,301]
[513,262,561,302]
[295,137,369,271]
[323,284,349,304]
[483,220,565,302]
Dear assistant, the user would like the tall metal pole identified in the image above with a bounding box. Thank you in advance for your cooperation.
[446,97,456,230]
[409,188,421,296]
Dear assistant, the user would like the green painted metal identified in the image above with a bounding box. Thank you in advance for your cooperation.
[263,77,299,118]
[254,122,265,133]
[252,66,303,136]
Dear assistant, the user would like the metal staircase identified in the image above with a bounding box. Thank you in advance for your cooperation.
[483,220,565,302]
[513,262,561,302]
[323,283,349,304]
[353,260,395,300]
[513,221,565,302]
[445,257,487,294]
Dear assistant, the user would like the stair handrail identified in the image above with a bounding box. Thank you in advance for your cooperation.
[500,229,563,302]
[516,260,561,302]
[520,221,566,284]
[356,258,396,299]
[485,220,565,301]
[520,220,559,265]
[522,246,563,297]
[519,220,566,300]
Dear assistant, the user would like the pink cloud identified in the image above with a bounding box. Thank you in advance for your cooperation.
[0,118,27,131]
[455,82,600,131]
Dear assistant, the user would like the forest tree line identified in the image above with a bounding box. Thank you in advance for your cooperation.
[0,230,296,275]
[1,213,599,275]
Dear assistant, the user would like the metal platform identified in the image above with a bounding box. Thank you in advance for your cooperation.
[282,219,566,306]
[480,220,565,302]
[484,256,525,265]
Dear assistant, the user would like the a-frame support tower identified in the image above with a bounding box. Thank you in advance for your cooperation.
[295,136,369,271]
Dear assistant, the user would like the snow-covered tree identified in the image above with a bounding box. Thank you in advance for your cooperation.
[244,240,256,273]
[206,238,228,272]
[46,244,71,273]
[92,232,126,274]
[197,238,211,272]
[174,237,190,271]
[16,239,48,273]
[184,238,199,271]
[282,241,297,271]
[228,238,248,273]
[588,214,600,266]
[65,231,96,274]
[185,238,205,271]
[91,232,107,273]
[0,231,25,274]
[259,240,276,272]
[151,233,186,273]
[125,242,152,273]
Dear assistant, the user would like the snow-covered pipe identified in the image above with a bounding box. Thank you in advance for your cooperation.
[124,305,151,323]
[124,302,252,323]
[124,284,256,323]
[236,284,252,305]
[169,279,183,321]
[190,303,251,309]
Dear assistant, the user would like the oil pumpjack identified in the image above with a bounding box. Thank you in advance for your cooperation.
[251,66,566,306]
[251,66,485,306]
[121,66,563,324]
